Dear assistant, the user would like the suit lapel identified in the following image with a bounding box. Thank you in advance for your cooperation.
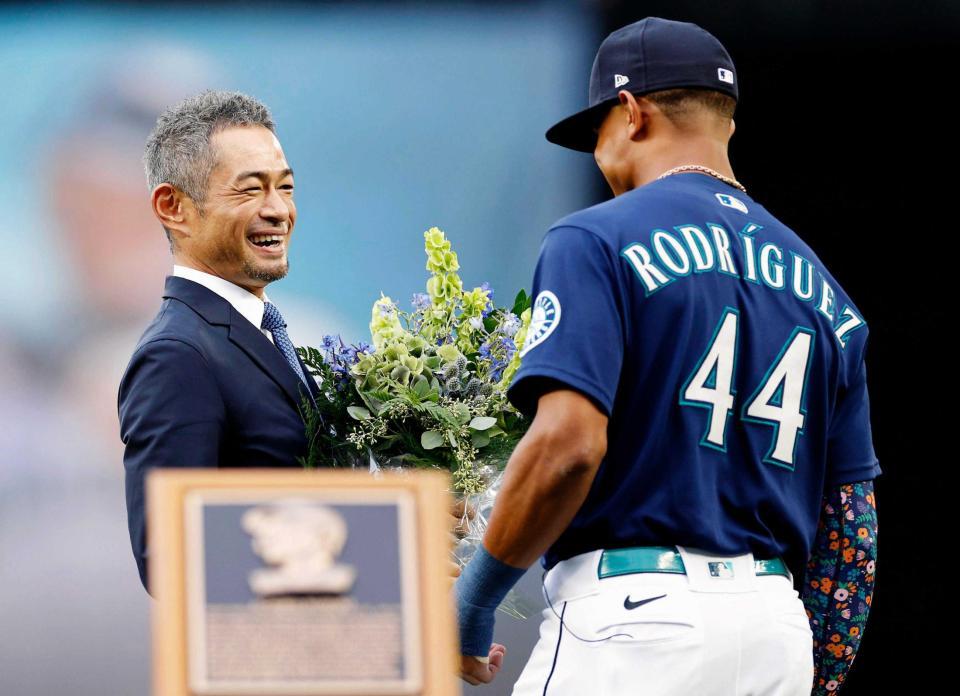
[163,276,314,413]
[228,312,314,412]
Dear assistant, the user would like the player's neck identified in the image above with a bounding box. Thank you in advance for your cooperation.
[619,137,734,195]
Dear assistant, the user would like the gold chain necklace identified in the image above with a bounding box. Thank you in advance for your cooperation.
[656,164,747,194]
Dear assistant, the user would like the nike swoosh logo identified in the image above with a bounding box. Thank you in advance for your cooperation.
[623,593,667,610]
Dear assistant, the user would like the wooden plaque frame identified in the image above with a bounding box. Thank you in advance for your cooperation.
[147,469,460,696]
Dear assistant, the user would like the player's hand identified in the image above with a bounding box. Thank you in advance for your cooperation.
[448,559,462,590]
[459,643,506,686]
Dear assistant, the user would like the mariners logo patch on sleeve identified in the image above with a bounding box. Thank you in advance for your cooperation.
[520,290,562,357]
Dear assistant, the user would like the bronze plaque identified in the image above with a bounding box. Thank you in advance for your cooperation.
[148,470,458,696]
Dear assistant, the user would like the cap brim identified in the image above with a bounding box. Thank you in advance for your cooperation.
[545,99,617,153]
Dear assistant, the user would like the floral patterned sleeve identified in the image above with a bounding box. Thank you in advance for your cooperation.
[800,480,878,694]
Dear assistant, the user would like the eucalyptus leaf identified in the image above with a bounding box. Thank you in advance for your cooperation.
[471,430,491,448]
[347,406,371,421]
[452,403,472,425]
[423,402,456,426]
[421,431,445,450]
[469,416,498,431]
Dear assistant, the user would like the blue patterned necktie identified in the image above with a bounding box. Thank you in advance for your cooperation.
[261,301,310,390]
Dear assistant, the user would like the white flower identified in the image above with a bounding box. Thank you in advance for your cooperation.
[469,316,484,331]
[500,312,521,337]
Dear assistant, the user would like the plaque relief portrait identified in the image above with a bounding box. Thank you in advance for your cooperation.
[242,502,357,597]
[183,489,422,696]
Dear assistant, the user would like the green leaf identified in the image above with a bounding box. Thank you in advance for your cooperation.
[359,392,384,415]
[469,416,498,431]
[413,377,431,397]
[512,288,530,316]
[448,431,459,448]
[347,406,371,421]
[452,403,471,425]
[423,402,455,426]
[471,430,491,448]
[390,365,411,384]
[421,430,445,450]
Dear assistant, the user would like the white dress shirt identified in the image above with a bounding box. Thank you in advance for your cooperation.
[172,265,274,344]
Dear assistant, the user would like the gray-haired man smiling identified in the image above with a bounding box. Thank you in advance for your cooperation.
[119,91,320,593]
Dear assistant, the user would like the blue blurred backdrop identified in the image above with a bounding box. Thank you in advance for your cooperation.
[0,3,597,695]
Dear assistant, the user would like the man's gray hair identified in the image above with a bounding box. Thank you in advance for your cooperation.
[143,90,275,210]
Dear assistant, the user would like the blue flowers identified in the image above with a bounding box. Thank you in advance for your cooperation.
[319,335,368,389]
[411,292,431,310]
[478,335,516,382]
[480,282,495,317]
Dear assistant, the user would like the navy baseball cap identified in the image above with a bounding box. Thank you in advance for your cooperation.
[546,17,738,153]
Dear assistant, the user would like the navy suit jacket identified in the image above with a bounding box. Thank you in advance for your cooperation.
[118,276,320,593]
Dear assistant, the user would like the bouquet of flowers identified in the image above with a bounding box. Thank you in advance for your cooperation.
[295,228,536,616]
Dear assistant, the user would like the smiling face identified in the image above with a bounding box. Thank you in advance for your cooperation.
[176,125,296,296]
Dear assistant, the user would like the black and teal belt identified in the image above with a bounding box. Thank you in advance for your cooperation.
[598,546,789,579]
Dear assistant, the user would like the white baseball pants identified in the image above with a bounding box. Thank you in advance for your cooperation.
[512,547,814,696]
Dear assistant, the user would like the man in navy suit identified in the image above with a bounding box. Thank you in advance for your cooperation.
[119,91,320,593]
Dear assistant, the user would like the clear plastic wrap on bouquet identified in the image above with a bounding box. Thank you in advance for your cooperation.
[365,453,536,620]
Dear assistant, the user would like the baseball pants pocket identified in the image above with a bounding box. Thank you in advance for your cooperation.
[512,578,705,696]
[584,583,705,696]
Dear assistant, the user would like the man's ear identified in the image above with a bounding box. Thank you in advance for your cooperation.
[618,90,646,141]
[729,118,736,139]
[150,183,192,237]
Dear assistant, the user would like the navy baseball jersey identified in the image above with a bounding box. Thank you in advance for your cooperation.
[508,171,881,578]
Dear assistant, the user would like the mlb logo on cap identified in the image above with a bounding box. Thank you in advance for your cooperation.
[718,68,734,84]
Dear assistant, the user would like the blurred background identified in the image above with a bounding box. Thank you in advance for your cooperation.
[0,1,950,694]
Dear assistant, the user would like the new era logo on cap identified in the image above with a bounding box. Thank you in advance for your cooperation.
[718,68,734,84]
[614,74,630,88]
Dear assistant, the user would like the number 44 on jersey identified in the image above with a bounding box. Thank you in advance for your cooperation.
[680,308,815,471]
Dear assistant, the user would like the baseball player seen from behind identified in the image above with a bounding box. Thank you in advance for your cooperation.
[455,17,880,696]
